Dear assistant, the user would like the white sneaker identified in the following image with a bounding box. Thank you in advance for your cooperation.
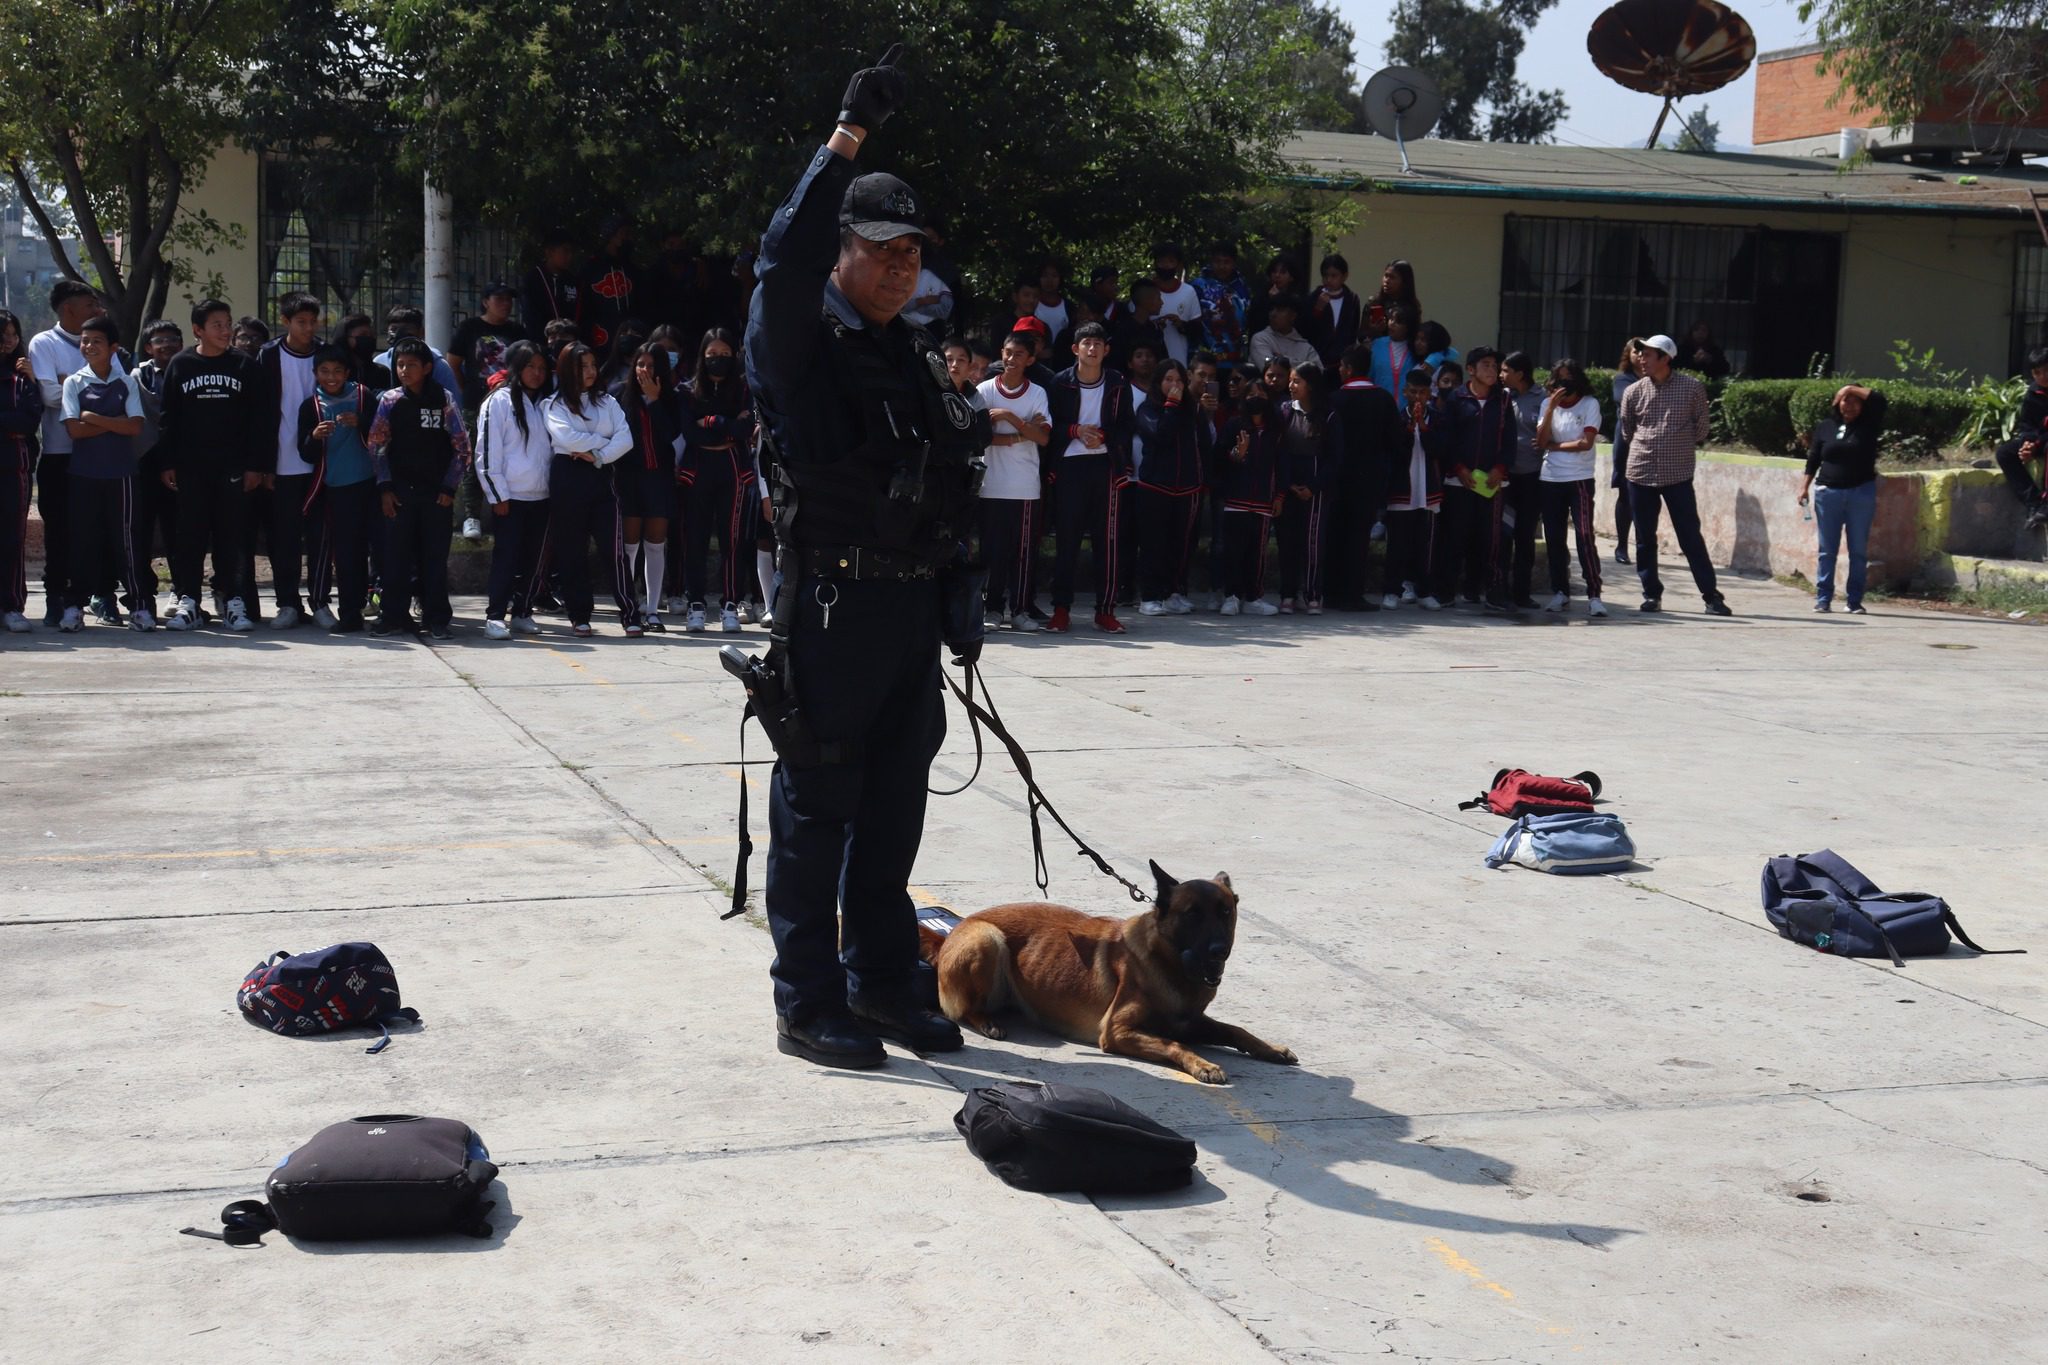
[1400,583,1418,604]
[1306,600,1324,615]
[1008,611,1040,633]
[738,600,760,624]
[58,606,84,632]
[721,602,741,632]
[1139,600,1166,616]
[1220,595,1241,616]
[1380,594,1400,610]
[1244,598,1280,616]
[1588,598,1608,618]
[165,596,199,631]
[1543,592,1567,613]
[484,618,512,640]
[1166,593,1193,614]
[2,611,29,632]
[757,610,774,631]
[686,604,707,633]
[510,615,541,634]
[1279,598,1295,614]
[131,610,155,632]
[271,606,302,630]
[312,606,337,630]
[225,597,254,632]
[461,517,483,541]
[1419,595,1443,611]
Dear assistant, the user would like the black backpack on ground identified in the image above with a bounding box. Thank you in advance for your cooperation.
[955,1082,1197,1194]
[237,942,421,1052]
[1761,850,2024,966]
[184,1115,498,1245]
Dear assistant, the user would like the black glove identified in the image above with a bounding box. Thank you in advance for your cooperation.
[838,43,907,130]
[950,640,982,669]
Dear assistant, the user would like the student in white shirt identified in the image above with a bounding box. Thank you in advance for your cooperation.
[542,342,639,638]
[1537,357,1607,618]
[1248,297,1321,370]
[1151,242,1204,366]
[974,334,1053,630]
[28,280,124,625]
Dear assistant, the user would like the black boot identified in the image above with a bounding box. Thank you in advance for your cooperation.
[776,1013,885,1069]
[848,993,964,1053]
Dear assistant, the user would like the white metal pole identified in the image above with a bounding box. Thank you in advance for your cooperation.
[423,173,454,352]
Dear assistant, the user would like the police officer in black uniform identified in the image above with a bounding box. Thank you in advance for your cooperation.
[743,45,983,1069]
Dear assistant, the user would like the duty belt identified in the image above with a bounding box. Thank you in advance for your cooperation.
[799,545,938,582]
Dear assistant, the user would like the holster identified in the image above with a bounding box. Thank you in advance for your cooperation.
[940,558,988,656]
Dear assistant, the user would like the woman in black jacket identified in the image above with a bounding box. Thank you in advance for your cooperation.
[1130,360,1210,615]
[1799,384,1886,614]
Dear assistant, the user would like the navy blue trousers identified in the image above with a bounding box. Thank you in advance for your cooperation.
[764,575,944,1022]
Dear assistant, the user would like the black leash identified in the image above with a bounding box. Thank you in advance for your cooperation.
[940,660,1150,904]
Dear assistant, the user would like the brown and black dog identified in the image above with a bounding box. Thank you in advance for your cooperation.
[916,861,1298,1085]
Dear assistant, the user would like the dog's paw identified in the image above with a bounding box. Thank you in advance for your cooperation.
[1267,1046,1299,1066]
[1189,1059,1228,1085]
[981,1022,1007,1041]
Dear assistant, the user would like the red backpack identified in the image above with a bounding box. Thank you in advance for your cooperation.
[1460,769,1602,818]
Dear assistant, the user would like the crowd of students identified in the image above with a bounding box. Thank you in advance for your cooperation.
[1,230,1748,643]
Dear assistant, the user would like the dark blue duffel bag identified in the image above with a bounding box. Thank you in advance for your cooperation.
[1761,850,2023,966]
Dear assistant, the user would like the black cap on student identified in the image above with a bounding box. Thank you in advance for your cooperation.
[840,173,926,242]
[483,280,515,299]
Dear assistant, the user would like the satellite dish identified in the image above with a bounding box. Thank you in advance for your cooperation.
[1588,0,1757,149]
[1362,67,1443,175]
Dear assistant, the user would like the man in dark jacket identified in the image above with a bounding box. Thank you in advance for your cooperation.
[160,299,269,632]
[1328,344,1401,608]
[1995,346,2048,529]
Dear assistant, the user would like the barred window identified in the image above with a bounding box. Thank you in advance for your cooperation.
[2014,238,2048,375]
[258,153,518,331]
[1498,215,1820,376]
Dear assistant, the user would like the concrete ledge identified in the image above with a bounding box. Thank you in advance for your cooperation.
[1918,551,2048,594]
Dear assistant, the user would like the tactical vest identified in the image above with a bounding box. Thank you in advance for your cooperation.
[773,314,980,565]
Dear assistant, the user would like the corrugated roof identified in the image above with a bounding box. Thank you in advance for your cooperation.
[1283,130,2048,219]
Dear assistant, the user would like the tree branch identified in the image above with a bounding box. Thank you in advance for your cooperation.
[6,160,85,282]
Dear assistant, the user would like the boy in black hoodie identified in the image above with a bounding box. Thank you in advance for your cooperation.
[160,299,268,632]
[1995,347,2048,529]
[368,338,470,638]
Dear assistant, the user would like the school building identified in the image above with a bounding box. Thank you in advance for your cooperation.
[1290,130,2048,380]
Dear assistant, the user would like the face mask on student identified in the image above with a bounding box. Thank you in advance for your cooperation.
[703,355,735,380]
[666,350,682,371]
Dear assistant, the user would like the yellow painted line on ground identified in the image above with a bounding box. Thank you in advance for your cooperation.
[667,729,698,746]
[545,647,614,686]
[1424,1237,1515,1300]
[1214,1090,1283,1145]
[721,767,761,792]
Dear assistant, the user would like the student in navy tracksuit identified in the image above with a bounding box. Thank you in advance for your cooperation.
[1130,360,1208,615]
[1276,363,1342,613]
[1382,365,1446,609]
[57,317,150,631]
[258,294,325,627]
[0,310,42,632]
[1431,345,1516,610]
[294,346,379,632]
[367,337,471,639]
[1329,344,1402,607]
[1043,322,1134,633]
[677,327,755,632]
[1213,395,1284,615]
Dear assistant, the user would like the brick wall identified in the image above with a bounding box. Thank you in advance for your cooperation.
[1756,48,2048,144]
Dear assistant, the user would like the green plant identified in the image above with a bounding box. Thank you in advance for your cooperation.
[1885,339,1971,390]
[1958,374,2028,449]
[1720,379,1807,454]
[1787,380,1968,452]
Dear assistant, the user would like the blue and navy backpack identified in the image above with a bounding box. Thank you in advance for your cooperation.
[1761,851,2024,966]
[237,943,421,1053]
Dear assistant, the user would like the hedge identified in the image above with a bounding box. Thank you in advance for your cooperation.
[1785,381,1970,451]
[1720,380,1807,455]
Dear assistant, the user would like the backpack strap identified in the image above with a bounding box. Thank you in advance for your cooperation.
[1839,901,1907,967]
[1571,771,1601,798]
[1941,909,2027,956]
[180,1199,277,1246]
[365,1007,422,1055]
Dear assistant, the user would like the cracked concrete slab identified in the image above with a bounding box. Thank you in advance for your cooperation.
[3,570,2045,1363]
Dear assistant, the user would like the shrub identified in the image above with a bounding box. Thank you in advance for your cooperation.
[1720,380,1807,454]
[1959,374,2028,449]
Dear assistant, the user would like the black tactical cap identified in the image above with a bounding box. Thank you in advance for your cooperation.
[840,173,926,243]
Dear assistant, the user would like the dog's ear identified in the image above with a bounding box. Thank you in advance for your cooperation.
[1150,859,1178,905]
[1213,871,1234,895]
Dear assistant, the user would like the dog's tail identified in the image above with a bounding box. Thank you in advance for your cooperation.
[916,923,948,965]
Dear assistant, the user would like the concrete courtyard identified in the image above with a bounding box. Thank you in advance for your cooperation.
[2,567,2044,1364]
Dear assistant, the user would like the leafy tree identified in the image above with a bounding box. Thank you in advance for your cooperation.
[1384,0,1567,143]
[1671,105,1721,153]
[1801,0,2048,135]
[372,0,1349,301]
[0,0,276,343]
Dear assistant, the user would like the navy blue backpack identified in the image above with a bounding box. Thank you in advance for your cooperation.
[1760,851,2023,967]
[237,943,421,1052]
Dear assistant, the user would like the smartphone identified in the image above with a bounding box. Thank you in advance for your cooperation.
[1205,381,1220,399]
[1369,303,1386,328]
